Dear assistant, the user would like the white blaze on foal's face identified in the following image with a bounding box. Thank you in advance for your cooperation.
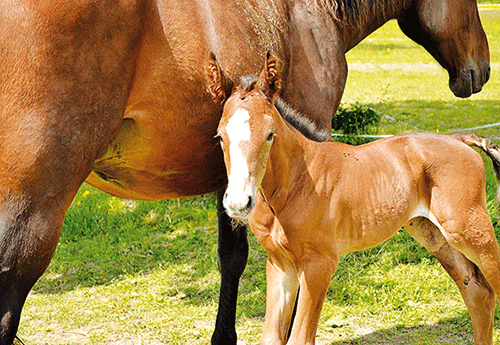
[222,108,256,217]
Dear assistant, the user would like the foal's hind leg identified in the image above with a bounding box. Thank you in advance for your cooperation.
[406,217,498,345]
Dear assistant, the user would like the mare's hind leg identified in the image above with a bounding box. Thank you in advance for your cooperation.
[0,132,115,344]
[0,137,126,345]
[211,189,249,345]
[0,195,67,344]
[406,217,499,345]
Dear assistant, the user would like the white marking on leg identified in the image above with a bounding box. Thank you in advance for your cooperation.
[275,262,299,337]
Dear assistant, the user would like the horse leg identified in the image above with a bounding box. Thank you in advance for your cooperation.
[0,194,68,344]
[448,209,500,301]
[0,128,108,344]
[287,252,338,345]
[0,128,125,345]
[406,217,499,345]
[442,209,500,345]
[260,258,299,345]
[211,189,249,345]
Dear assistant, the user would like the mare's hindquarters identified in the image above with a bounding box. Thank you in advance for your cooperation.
[0,1,144,342]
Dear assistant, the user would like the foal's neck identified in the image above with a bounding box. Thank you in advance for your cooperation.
[260,113,313,212]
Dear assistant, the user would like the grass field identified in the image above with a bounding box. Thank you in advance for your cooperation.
[18,7,500,345]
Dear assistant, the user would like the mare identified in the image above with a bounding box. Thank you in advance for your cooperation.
[0,0,490,344]
[211,53,500,345]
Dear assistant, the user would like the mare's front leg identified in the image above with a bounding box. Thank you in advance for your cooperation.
[288,250,338,345]
[211,189,249,345]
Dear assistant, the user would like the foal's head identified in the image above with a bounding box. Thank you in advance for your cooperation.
[207,53,282,219]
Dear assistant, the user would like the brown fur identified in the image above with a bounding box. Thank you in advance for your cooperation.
[214,55,500,345]
[315,0,412,26]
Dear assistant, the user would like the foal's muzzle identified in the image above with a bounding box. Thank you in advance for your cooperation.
[223,192,255,220]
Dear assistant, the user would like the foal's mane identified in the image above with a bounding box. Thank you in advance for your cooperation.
[240,75,330,142]
[314,0,410,26]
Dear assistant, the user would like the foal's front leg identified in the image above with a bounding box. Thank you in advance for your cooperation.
[288,252,338,345]
[261,258,300,345]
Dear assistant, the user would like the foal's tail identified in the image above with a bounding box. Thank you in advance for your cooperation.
[453,133,500,200]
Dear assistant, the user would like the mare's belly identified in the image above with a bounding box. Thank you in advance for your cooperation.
[85,107,226,200]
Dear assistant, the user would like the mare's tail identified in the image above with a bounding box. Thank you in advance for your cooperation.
[453,133,500,200]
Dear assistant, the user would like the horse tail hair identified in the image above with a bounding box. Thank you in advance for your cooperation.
[453,133,500,201]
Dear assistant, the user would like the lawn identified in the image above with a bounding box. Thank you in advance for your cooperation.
[18,6,500,345]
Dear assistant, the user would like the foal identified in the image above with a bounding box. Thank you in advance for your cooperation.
[207,53,500,345]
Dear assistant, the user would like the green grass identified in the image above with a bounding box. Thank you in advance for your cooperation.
[19,191,269,344]
[18,8,500,345]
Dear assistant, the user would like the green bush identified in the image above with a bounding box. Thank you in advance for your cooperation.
[332,103,381,145]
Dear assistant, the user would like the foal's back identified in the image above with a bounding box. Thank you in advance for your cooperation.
[309,132,487,254]
[328,132,485,195]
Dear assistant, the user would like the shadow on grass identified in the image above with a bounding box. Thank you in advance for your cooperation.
[31,188,223,294]
[328,316,477,345]
[32,186,270,305]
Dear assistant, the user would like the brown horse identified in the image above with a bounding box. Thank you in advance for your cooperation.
[0,0,490,344]
[211,53,500,345]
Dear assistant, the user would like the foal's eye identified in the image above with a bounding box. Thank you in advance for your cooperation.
[266,132,274,142]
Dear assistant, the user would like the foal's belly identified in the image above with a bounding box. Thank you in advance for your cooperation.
[334,168,418,254]
[336,218,408,255]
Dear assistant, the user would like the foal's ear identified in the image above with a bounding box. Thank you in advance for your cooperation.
[206,52,234,104]
[256,52,282,102]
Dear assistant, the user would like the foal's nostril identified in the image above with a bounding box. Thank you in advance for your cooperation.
[246,196,253,210]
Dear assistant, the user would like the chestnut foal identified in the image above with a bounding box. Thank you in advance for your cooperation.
[207,53,500,345]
